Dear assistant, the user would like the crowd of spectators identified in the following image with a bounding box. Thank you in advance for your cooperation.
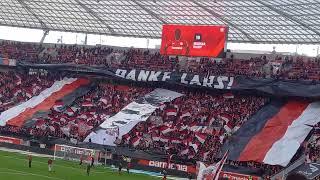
[118,90,284,177]
[1,40,320,178]
[0,72,152,142]
[0,69,316,178]
[117,49,178,71]
[0,41,38,62]
[305,122,320,163]
[28,83,151,141]
[0,70,56,112]
[0,70,270,162]
[183,56,269,78]
[1,40,320,81]
[121,91,269,163]
[48,45,114,65]
[283,57,320,81]
[0,71,275,175]
[224,160,282,179]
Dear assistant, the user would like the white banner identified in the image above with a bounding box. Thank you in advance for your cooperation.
[0,78,77,126]
[84,88,183,146]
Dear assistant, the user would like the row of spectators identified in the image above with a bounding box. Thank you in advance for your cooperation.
[225,160,282,180]
[1,40,320,80]
[284,57,320,81]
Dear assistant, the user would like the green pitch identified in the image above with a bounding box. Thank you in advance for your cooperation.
[0,150,159,180]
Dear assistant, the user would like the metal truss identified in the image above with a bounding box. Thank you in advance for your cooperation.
[0,0,319,44]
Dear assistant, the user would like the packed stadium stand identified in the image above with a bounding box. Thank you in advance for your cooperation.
[0,71,151,140]
[0,66,319,179]
[0,69,276,177]
[1,41,320,179]
[1,40,320,81]
[1,0,320,179]
[121,93,269,161]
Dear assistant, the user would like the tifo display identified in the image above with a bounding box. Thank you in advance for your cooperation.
[0,0,319,179]
[0,39,320,180]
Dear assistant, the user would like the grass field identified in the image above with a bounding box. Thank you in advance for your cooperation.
[0,150,160,180]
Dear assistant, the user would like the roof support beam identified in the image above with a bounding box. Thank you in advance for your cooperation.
[40,30,49,44]
[131,0,167,24]
[191,0,256,42]
[74,0,115,34]
[255,0,320,36]
[84,34,88,45]
[16,0,48,30]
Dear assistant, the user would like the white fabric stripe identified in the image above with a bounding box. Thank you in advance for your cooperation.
[263,102,320,166]
[0,78,77,126]
[85,88,183,146]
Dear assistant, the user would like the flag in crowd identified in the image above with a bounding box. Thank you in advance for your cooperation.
[197,150,229,180]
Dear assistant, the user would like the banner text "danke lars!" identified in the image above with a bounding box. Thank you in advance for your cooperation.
[115,69,234,90]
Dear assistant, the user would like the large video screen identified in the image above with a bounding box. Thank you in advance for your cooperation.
[160,25,228,57]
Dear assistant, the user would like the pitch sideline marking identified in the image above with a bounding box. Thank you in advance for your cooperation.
[0,168,66,180]
[0,147,53,158]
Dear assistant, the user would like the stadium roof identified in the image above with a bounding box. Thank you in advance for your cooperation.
[0,0,320,44]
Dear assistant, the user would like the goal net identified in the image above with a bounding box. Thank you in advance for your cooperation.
[53,144,101,165]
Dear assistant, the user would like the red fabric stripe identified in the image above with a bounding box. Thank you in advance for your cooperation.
[7,78,89,127]
[238,101,309,162]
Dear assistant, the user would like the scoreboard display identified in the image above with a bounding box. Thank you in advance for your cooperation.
[160,24,228,57]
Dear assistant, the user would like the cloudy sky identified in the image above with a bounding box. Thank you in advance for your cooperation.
[1,25,319,57]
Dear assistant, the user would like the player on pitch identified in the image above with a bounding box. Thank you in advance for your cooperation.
[48,158,53,172]
[86,163,91,176]
[79,155,83,166]
[90,155,94,167]
[118,162,123,175]
[27,154,32,168]
[127,161,131,173]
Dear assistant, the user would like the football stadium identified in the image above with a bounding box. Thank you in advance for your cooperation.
[0,0,320,180]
